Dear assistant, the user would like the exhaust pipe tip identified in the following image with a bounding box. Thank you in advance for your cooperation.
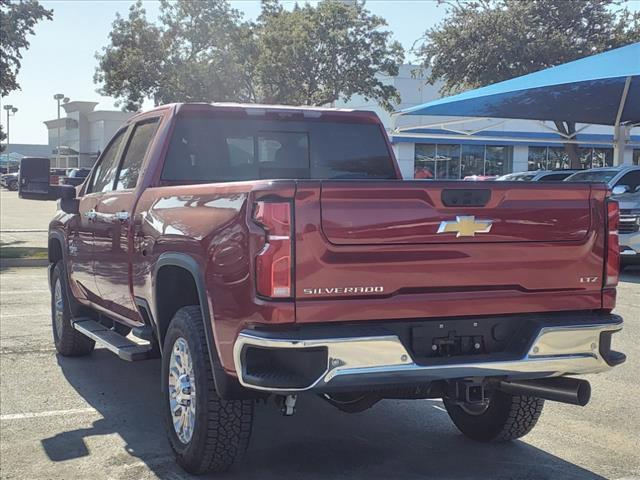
[499,377,591,406]
[574,379,591,406]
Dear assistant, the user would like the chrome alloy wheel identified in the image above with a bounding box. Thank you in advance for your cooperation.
[53,278,65,339]
[168,337,197,444]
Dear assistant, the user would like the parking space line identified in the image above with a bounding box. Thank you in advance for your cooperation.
[0,407,98,421]
[432,405,446,413]
[0,312,50,318]
[0,290,49,295]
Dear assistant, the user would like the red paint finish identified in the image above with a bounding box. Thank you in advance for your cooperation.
[294,181,608,324]
[48,103,617,376]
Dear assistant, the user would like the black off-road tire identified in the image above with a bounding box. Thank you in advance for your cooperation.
[443,390,544,442]
[51,262,95,356]
[162,306,254,475]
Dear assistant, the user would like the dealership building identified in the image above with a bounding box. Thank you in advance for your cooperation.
[337,65,640,179]
[43,101,133,169]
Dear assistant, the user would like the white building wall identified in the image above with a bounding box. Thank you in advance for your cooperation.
[392,142,415,179]
[512,145,529,172]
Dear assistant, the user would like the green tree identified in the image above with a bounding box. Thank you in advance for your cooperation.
[417,0,640,168]
[253,0,404,109]
[0,0,53,96]
[95,0,404,112]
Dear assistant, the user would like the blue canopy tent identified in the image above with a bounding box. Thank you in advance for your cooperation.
[396,42,640,164]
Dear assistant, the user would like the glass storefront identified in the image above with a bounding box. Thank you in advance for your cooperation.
[415,143,512,179]
[528,146,613,171]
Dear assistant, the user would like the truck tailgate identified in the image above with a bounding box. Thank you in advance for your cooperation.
[320,182,590,244]
[294,181,608,323]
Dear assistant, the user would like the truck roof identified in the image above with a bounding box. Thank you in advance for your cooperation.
[127,102,381,124]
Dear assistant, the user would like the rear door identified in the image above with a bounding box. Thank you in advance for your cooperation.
[93,118,160,323]
[294,181,607,323]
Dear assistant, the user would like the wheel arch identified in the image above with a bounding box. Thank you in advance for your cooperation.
[153,252,258,400]
[48,230,66,288]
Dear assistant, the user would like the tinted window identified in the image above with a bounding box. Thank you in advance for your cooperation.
[616,171,640,191]
[115,119,159,190]
[564,170,617,183]
[161,116,395,182]
[538,173,572,182]
[89,129,126,193]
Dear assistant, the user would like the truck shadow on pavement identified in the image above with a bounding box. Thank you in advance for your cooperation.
[43,349,606,480]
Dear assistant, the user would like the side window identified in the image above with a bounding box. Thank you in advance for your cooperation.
[617,171,640,192]
[539,173,567,182]
[115,119,160,190]
[89,129,127,193]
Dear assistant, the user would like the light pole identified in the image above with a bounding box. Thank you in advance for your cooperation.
[53,93,69,169]
[3,105,18,164]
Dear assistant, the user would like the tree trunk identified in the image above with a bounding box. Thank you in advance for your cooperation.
[554,120,581,169]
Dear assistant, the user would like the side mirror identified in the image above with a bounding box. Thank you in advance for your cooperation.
[612,185,629,195]
[19,157,54,200]
[19,157,79,214]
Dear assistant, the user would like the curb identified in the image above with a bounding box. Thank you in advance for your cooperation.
[0,258,49,268]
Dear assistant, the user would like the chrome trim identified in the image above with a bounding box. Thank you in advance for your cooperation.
[233,321,623,393]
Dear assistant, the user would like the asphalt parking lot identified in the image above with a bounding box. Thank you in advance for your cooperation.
[0,264,638,480]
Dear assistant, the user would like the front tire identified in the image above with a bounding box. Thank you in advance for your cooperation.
[443,390,544,442]
[162,306,254,475]
[51,261,95,356]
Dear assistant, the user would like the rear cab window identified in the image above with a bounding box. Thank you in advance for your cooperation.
[161,114,396,183]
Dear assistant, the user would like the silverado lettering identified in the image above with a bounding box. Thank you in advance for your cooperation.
[302,286,385,295]
[19,103,625,475]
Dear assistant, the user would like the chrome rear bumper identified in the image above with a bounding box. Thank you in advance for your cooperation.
[233,316,624,393]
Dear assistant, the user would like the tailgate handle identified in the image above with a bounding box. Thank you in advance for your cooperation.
[441,189,491,207]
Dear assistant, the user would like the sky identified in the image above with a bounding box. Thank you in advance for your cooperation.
[2,0,639,145]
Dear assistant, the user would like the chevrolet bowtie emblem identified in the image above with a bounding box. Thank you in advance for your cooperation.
[437,216,493,237]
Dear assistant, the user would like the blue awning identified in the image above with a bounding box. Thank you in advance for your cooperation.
[399,42,640,126]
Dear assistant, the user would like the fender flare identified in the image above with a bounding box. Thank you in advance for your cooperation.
[153,252,259,399]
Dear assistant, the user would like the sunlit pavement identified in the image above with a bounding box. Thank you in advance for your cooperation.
[0,265,638,480]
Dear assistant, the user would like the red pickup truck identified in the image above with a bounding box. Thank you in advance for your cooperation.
[20,103,625,475]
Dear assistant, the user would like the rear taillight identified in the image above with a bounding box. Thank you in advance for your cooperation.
[605,199,620,287]
[253,201,292,298]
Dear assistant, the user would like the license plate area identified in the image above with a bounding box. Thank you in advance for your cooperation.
[410,317,528,360]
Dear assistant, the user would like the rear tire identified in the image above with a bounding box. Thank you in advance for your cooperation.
[162,306,254,474]
[443,390,544,442]
[51,262,95,356]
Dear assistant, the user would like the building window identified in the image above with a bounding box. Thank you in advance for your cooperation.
[547,147,570,170]
[528,146,612,170]
[485,146,509,176]
[415,144,436,179]
[460,145,484,177]
[414,143,512,179]
[437,144,461,179]
[528,147,547,171]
